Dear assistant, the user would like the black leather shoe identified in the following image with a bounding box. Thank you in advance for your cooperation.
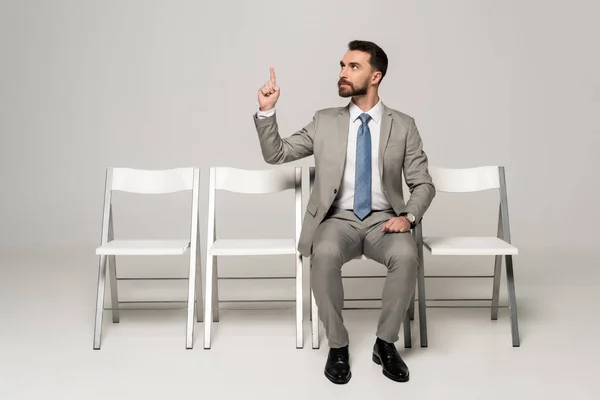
[372,338,409,382]
[324,346,351,384]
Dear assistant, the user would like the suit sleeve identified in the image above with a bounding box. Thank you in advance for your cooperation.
[402,117,436,222]
[253,110,318,164]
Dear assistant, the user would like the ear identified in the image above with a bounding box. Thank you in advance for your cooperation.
[371,71,382,85]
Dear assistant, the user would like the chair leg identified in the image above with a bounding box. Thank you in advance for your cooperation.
[311,287,319,349]
[196,253,204,323]
[212,256,219,322]
[186,249,198,349]
[409,292,415,321]
[107,211,119,323]
[491,255,502,320]
[295,253,303,349]
[403,309,412,348]
[505,255,520,347]
[417,238,428,347]
[107,255,119,323]
[409,227,418,323]
[309,279,312,322]
[93,255,108,350]
[203,254,214,349]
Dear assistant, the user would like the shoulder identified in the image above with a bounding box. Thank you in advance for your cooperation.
[383,104,417,130]
[384,104,414,123]
[313,106,346,118]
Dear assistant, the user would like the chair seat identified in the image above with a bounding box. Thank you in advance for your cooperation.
[96,240,191,256]
[423,236,518,256]
[209,239,297,256]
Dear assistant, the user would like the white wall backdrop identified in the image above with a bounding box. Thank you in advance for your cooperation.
[1,0,598,258]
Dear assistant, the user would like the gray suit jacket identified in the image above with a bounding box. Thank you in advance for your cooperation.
[253,103,435,257]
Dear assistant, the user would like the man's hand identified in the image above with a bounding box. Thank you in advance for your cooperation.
[258,67,280,111]
[381,216,411,233]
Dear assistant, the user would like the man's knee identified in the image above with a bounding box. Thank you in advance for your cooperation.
[311,240,345,276]
[385,243,419,271]
[312,240,345,263]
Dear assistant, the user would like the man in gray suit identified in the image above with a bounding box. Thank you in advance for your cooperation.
[253,40,435,384]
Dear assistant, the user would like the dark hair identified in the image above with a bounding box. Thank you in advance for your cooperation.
[348,40,388,81]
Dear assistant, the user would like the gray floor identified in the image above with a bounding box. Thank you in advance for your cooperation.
[0,248,598,399]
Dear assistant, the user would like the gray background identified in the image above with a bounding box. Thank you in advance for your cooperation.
[1,0,598,256]
[1,1,599,398]
[1,0,598,273]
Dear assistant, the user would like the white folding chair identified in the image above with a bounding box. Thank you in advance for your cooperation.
[420,166,520,347]
[93,167,202,350]
[203,167,303,349]
[308,167,416,350]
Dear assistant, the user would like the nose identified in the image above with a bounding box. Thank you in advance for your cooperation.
[339,67,347,80]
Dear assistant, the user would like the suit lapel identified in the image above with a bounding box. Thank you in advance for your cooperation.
[336,105,350,179]
[378,104,393,180]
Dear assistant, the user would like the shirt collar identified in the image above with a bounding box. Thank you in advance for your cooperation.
[349,99,383,123]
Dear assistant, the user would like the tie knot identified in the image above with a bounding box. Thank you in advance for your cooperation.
[358,113,371,125]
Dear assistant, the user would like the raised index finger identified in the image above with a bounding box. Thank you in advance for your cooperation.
[270,67,276,84]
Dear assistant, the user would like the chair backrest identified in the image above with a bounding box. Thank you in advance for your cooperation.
[428,166,502,193]
[110,167,196,194]
[214,167,299,194]
[206,166,302,244]
[99,167,200,244]
[428,165,512,242]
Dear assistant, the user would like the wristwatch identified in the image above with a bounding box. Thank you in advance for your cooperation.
[402,212,416,227]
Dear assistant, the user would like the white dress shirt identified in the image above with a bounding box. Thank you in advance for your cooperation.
[256,100,392,212]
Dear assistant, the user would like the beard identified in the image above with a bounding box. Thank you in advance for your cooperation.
[338,79,368,97]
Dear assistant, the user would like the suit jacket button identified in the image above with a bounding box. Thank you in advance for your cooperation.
[333,189,337,194]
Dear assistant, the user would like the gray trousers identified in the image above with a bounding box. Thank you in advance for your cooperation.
[310,208,418,348]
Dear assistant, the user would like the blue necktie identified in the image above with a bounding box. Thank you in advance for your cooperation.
[354,113,372,220]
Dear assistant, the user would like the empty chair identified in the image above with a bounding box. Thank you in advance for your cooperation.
[203,167,303,349]
[420,166,520,347]
[308,167,417,350]
[93,167,202,349]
